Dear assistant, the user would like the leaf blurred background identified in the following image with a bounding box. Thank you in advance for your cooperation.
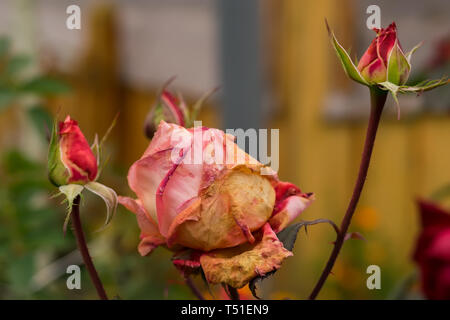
[0,0,449,299]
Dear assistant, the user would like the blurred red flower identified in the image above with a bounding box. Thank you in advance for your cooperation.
[413,200,450,300]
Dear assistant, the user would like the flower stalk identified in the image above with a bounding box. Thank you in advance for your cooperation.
[71,196,108,300]
[309,87,387,299]
[226,285,240,300]
[185,276,205,300]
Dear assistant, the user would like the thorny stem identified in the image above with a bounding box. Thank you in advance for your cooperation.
[308,88,387,300]
[185,276,205,300]
[71,196,108,300]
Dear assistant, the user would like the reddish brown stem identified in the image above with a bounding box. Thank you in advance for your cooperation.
[185,276,205,300]
[227,285,240,300]
[71,196,108,300]
[308,88,387,300]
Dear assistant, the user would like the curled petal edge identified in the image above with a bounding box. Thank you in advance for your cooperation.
[200,223,293,288]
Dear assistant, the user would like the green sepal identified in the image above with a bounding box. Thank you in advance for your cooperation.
[326,21,369,86]
[56,184,84,233]
[405,42,422,64]
[90,113,118,180]
[398,77,449,93]
[387,41,410,85]
[379,77,449,120]
[84,181,118,230]
[187,86,220,127]
[47,119,69,186]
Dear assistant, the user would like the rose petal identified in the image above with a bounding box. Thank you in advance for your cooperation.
[142,121,191,158]
[414,200,450,263]
[59,116,98,183]
[138,235,166,256]
[269,193,315,233]
[172,249,202,277]
[156,144,203,237]
[200,223,292,288]
[167,166,275,251]
[128,149,174,225]
[357,38,378,71]
[118,196,160,234]
[118,196,166,256]
[418,200,450,228]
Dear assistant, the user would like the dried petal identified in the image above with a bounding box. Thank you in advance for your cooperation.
[200,223,292,288]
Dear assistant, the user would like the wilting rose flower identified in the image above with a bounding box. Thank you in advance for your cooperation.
[119,121,314,288]
[357,22,410,85]
[413,200,450,300]
[48,115,98,186]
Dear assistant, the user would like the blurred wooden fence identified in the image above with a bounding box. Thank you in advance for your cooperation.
[270,0,450,298]
[1,1,449,299]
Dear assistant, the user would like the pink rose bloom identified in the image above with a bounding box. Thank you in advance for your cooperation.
[119,121,314,288]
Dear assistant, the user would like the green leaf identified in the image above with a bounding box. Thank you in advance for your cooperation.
[277,218,339,251]
[84,181,118,230]
[249,218,339,299]
[0,89,16,111]
[6,253,35,296]
[20,76,70,95]
[326,20,369,86]
[6,54,31,75]
[3,149,40,173]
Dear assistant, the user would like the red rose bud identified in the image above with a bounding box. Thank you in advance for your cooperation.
[327,21,421,88]
[144,90,188,139]
[413,200,450,300]
[48,115,98,186]
[357,23,410,85]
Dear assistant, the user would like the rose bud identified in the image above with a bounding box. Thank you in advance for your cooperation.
[327,20,449,115]
[48,115,118,232]
[357,23,410,85]
[144,89,188,139]
[48,115,98,186]
[119,121,314,288]
[413,200,450,300]
[326,21,419,87]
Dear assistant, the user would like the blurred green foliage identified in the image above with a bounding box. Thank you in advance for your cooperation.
[0,35,195,300]
[0,37,69,112]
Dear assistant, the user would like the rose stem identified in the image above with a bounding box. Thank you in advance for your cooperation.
[185,276,205,300]
[308,88,387,300]
[71,196,108,300]
[227,285,240,300]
